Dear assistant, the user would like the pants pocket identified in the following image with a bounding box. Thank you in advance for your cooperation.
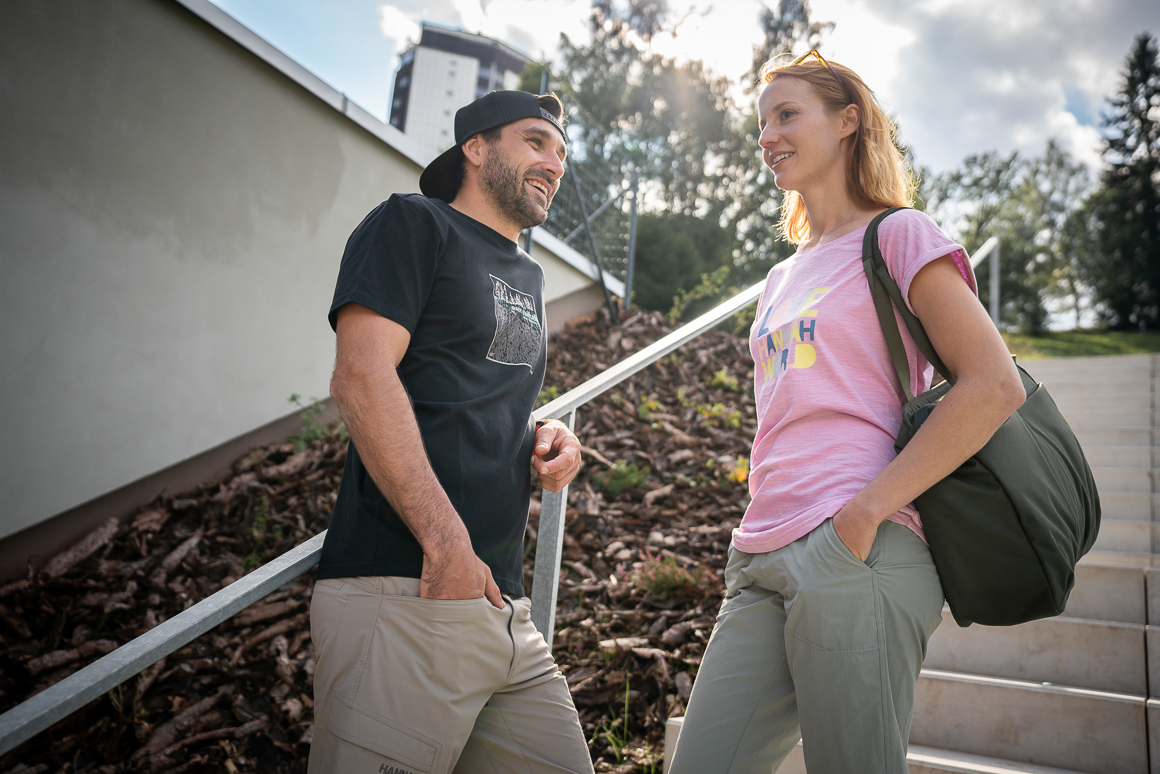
[323,696,439,773]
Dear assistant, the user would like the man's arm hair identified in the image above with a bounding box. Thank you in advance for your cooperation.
[329,303,501,604]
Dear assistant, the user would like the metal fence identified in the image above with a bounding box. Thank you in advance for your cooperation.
[0,281,766,756]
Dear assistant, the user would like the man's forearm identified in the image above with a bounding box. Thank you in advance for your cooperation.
[331,364,469,559]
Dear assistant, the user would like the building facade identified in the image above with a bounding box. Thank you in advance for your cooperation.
[389,24,529,152]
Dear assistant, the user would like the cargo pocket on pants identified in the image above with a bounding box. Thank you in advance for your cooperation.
[324,695,438,773]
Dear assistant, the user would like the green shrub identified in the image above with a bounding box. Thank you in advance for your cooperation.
[633,554,712,600]
[594,461,651,496]
[697,402,741,429]
[709,368,740,392]
[535,385,560,409]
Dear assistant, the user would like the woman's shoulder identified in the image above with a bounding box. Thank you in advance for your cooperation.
[878,207,947,238]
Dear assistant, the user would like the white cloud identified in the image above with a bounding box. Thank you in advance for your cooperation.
[373,0,1157,173]
[378,4,421,50]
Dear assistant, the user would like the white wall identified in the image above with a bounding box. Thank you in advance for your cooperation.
[0,0,616,544]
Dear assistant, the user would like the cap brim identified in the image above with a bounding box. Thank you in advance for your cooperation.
[419,145,464,203]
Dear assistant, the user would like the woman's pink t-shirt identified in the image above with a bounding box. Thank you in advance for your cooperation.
[733,209,975,555]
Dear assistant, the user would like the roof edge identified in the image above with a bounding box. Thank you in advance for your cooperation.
[532,229,626,299]
[174,0,435,169]
[173,1,620,296]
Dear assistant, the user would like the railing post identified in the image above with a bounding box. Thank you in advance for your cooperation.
[624,169,640,308]
[990,240,1000,326]
[530,409,575,644]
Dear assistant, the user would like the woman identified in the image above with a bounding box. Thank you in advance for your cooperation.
[667,53,1025,774]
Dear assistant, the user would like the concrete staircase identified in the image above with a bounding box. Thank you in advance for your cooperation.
[663,353,1159,773]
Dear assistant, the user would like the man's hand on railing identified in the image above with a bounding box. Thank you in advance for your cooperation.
[532,419,582,492]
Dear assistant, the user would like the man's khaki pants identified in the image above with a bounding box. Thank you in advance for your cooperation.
[308,576,594,774]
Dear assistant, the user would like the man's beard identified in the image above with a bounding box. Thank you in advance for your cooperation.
[479,148,551,231]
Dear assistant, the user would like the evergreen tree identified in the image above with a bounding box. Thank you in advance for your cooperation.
[1074,33,1160,329]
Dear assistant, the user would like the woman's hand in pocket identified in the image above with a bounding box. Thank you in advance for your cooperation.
[832,503,879,562]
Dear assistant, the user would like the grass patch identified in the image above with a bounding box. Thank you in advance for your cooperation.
[1002,330,1160,360]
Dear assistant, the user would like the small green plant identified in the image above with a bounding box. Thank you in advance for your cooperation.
[732,304,757,336]
[245,496,272,569]
[593,461,651,496]
[634,554,712,600]
[591,676,632,762]
[710,368,740,392]
[637,395,663,420]
[697,402,742,429]
[668,265,733,323]
[288,394,330,451]
[535,385,560,409]
[723,456,749,484]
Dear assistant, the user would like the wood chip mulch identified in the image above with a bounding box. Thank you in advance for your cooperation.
[0,307,757,774]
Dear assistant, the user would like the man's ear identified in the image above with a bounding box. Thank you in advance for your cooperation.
[462,134,487,170]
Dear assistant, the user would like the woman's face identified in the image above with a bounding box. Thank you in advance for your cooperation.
[757,76,850,194]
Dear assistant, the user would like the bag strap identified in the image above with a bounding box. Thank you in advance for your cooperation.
[860,207,955,403]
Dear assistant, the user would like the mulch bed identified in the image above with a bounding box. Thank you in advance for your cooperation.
[0,307,757,773]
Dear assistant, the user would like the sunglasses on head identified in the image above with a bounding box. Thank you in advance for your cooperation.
[789,50,855,106]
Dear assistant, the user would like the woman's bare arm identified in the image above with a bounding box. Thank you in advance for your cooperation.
[832,256,1026,559]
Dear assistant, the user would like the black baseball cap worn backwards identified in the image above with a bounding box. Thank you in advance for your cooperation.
[419,90,567,203]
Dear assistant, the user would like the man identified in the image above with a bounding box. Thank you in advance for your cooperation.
[308,90,593,773]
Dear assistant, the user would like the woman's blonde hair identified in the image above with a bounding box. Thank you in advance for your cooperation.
[759,55,917,244]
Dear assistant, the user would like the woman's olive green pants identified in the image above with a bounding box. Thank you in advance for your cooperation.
[669,518,945,774]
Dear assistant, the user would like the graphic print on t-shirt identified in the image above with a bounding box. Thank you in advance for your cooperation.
[486,274,542,370]
[753,285,830,382]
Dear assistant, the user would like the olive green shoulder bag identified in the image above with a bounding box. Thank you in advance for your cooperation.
[862,207,1101,627]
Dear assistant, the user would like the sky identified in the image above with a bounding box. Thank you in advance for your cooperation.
[208,0,1158,174]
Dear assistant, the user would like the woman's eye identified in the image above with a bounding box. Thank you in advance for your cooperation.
[780,110,795,121]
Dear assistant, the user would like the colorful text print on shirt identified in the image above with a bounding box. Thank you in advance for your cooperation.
[753,286,830,382]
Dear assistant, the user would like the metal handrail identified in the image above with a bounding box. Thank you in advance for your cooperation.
[0,281,765,755]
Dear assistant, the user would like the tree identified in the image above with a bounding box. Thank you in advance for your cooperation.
[630,212,732,314]
[927,142,1089,334]
[532,0,835,315]
[1074,33,1160,329]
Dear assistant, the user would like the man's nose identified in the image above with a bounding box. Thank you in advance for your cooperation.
[543,154,565,180]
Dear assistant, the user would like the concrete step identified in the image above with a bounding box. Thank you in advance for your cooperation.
[665,720,1105,774]
[1083,446,1156,469]
[1147,567,1160,624]
[1081,549,1159,568]
[1092,518,1152,553]
[1064,563,1146,623]
[1073,425,1152,447]
[1149,627,1160,698]
[1149,699,1160,773]
[904,746,1102,774]
[924,609,1145,694]
[1099,491,1154,520]
[911,669,1146,774]
[1034,377,1151,396]
[1059,407,1155,429]
[1092,467,1154,494]
[1051,391,1153,411]
[1022,353,1154,376]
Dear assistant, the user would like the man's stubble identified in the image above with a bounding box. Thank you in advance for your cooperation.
[479,146,552,232]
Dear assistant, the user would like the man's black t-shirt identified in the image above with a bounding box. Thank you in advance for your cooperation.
[318,193,546,596]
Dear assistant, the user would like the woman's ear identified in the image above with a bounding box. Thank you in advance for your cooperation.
[839,103,861,139]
